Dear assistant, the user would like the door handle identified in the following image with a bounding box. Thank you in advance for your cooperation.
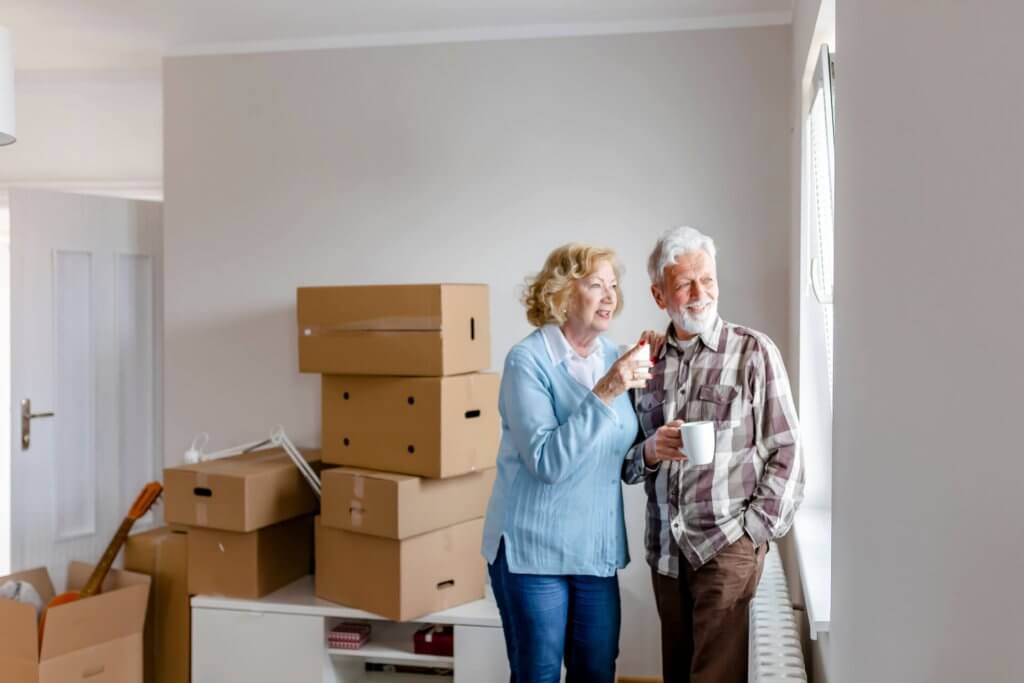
[21,399,54,450]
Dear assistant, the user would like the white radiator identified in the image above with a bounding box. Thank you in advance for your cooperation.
[749,549,808,681]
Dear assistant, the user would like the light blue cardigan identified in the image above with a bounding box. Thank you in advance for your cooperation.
[481,329,638,576]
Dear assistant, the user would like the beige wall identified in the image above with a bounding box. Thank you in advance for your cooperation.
[0,70,161,184]
[832,2,1024,681]
[164,26,791,678]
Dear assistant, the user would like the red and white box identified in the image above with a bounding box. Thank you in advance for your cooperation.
[328,622,371,650]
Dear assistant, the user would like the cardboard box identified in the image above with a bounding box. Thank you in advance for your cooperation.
[322,373,500,478]
[124,527,189,683]
[0,563,150,683]
[297,284,490,376]
[164,448,321,532]
[321,467,495,539]
[315,517,485,621]
[187,515,312,599]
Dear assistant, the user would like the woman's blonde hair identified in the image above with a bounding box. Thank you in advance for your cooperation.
[522,243,624,327]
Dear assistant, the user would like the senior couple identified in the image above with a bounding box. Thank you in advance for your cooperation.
[481,226,805,683]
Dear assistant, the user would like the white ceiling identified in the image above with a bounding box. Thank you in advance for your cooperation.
[0,0,792,71]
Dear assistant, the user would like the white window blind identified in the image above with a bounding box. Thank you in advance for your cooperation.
[808,45,836,403]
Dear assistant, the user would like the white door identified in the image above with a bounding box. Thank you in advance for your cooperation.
[10,188,162,591]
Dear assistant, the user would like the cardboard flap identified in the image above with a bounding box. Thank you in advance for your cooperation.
[40,571,149,662]
[298,285,446,331]
[0,599,40,664]
[0,566,56,605]
[66,562,151,594]
[0,654,38,682]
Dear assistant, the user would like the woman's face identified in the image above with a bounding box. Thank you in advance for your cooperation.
[566,260,618,334]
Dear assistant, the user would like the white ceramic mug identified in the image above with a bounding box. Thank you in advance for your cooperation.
[680,421,715,465]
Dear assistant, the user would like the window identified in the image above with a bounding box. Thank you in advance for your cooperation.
[795,43,836,640]
[799,45,835,510]
[809,46,836,399]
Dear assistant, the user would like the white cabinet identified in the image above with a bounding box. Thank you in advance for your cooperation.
[192,608,324,683]
[192,576,506,683]
[454,625,510,683]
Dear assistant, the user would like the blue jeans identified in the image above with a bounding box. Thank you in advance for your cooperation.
[488,540,621,683]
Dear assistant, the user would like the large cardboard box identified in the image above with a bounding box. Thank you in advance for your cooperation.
[297,284,490,376]
[124,527,189,683]
[315,517,485,621]
[321,467,496,539]
[187,515,312,599]
[0,563,150,683]
[322,373,500,478]
[164,448,321,532]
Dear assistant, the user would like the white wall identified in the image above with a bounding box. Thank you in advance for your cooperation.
[0,69,162,187]
[832,2,1024,681]
[164,26,791,678]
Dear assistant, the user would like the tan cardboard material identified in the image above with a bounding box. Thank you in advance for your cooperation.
[315,517,485,622]
[321,467,495,539]
[163,448,321,532]
[322,373,499,478]
[187,515,312,599]
[124,527,189,683]
[297,284,490,376]
[0,563,150,683]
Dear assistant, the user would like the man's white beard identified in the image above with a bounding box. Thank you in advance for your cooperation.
[669,299,718,337]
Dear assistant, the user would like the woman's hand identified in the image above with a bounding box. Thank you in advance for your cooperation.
[593,339,652,405]
[640,329,667,359]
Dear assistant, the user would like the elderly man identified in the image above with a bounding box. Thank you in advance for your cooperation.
[623,226,804,683]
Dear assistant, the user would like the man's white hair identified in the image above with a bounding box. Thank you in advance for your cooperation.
[646,226,717,286]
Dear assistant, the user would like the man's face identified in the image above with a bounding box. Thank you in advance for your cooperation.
[651,250,719,339]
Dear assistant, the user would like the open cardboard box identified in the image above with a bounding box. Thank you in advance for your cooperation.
[0,562,150,683]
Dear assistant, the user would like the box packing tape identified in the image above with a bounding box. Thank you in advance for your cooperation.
[349,502,364,528]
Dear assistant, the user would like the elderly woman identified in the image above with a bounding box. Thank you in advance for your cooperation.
[481,243,652,683]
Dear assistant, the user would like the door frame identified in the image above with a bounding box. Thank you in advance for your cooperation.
[2,182,163,577]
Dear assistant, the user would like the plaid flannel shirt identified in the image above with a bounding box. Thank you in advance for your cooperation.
[622,316,804,573]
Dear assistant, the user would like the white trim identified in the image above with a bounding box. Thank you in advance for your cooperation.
[0,181,163,207]
[793,505,831,638]
[166,12,793,58]
[14,68,161,85]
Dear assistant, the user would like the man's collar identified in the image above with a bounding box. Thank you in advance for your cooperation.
[661,316,724,357]
[540,324,601,365]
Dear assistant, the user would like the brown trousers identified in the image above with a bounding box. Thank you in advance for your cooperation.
[651,535,767,683]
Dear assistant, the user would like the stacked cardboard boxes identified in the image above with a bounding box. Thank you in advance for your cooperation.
[298,284,499,621]
[161,448,321,600]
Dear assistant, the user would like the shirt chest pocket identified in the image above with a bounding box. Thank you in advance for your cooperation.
[696,384,740,425]
[635,392,666,435]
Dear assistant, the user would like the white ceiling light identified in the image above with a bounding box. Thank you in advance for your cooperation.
[0,26,15,146]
